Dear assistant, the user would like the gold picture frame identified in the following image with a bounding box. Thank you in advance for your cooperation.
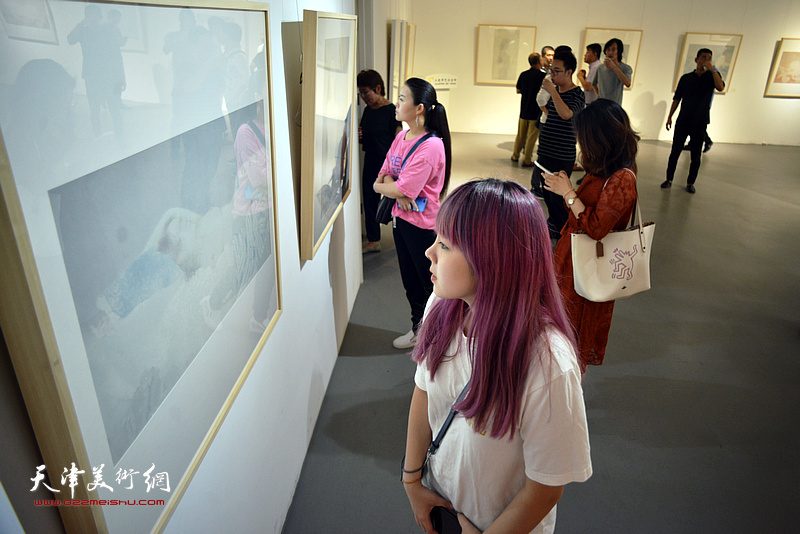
[475,24,537,86]
[0,1,281,532]
[765,38,800,98]
[299,10,357,260]
[675,32,742,94]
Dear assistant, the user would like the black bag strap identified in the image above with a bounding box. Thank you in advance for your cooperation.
[428,379,470,457]
[247,120,266,148]
[400,132,435,172]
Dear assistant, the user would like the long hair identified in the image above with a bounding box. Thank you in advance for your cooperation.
[404,77,451,198]
[575,99,639,178]
[413,179,576,439]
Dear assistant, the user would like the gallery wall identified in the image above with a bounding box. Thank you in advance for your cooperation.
[406,0,800,145]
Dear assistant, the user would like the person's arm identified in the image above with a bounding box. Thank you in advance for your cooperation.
[457,478,563,534]
[577,69,594,94]
[541,78,574,120]
[404,387,453,532]
[604,58,631,87]
[665,99,680,130]
[707,62,725,92]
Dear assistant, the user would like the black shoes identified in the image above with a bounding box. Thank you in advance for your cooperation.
[686,184,696,194]
[660,180,672,189]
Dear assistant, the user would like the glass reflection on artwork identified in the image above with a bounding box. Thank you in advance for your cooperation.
[0,0,276,464]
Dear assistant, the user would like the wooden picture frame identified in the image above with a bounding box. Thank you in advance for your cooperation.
[475,24,537,86]
[765,38,800,98]
[582,27,643,87]
[675,32,742,94]
[0,0,58,44]
[299,10,356,261]
[0,1,281,532]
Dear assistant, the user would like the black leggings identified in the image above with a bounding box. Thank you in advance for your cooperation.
[393,217,436,332]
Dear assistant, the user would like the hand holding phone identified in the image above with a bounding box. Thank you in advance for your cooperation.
[534,161,554,175]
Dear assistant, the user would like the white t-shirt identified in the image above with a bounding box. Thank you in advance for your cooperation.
[415,300,592,533]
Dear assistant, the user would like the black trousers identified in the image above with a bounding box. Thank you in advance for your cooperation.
[393,217,436,332]
[667,120,706,185]
[532,154,575,238]
[361,154,383,243]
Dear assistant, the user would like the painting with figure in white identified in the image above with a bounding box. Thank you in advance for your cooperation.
[49,100,277,463]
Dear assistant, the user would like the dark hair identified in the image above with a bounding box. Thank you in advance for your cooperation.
[528,53,541,67]
[696,48,713,59]
[587,43,602,58]
[404,77,451,197]
[414,179,575,439]
[356,69,385,96]
[574,99,639,179]
[553,51,577,75]
[604,38,624,62]
[554,45,572,55]
[541,46,554,55]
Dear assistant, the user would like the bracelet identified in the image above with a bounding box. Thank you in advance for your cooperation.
[400,455,425,474]
[402,475,423,485]
[563,189,577,200]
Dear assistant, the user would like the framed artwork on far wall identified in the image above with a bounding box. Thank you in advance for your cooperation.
[582,27,643,87]
[0,0,58,44]
[675,33,742,94]
[0,1,281,532]
[475,24,537,86]
[300,10,357,260]
[765,38,800,98]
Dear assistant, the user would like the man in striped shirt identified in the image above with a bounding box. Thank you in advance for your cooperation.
[532,50,586,239]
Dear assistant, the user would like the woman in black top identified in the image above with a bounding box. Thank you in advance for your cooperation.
[358,69,402,253]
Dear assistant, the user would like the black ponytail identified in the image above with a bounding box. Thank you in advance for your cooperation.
[405,77,452,198]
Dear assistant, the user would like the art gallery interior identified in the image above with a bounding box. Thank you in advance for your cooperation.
[0,0,798,532]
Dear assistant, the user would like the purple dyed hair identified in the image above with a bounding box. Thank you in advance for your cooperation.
[412,178,576,439]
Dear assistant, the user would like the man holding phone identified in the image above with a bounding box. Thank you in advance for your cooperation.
[532,49,585,239]
[662,48,725,193]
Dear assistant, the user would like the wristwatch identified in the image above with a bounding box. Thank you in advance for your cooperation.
[566,193,577,206]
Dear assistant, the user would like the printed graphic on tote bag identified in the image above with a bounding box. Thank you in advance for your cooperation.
[610,245,638,281]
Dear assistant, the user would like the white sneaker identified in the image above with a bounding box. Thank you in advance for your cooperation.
[393,329,417,349]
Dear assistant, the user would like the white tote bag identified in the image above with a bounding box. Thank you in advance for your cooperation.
[571,170,655,303]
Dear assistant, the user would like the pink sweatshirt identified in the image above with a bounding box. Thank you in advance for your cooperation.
[379,130,446,230]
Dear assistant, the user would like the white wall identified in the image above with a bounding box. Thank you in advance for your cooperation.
[407,0,800,145]
[164,0,360,532]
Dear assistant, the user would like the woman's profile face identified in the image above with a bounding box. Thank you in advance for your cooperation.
[425,236,477,305]
[395,85,419,126]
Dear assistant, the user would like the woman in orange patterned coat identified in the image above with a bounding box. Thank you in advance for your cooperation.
[542,99,639,373]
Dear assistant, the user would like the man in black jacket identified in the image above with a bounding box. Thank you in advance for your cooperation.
[511,53,546,167]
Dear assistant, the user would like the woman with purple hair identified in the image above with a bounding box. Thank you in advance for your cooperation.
[401,179,592,534]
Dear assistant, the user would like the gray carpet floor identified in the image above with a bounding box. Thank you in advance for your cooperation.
[283,135,800,533]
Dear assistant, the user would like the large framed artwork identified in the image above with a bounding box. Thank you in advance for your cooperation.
[475,24,537,85]
[765,38,800,98]
[0,1,281,532]
[300,10,356,260]
[0,0,58,44]
[675,33,742,94]
[582,27,643,87]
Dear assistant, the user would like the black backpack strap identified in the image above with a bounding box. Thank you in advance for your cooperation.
[247,120,266,148]
[400,132,435,171]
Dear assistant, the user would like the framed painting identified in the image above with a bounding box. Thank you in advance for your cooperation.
[0,0,58,44]
[0,0,281,532]
[405,24,416,79]
[765,38,800,97]
[675,33,742,94]
[300,10,356,260]
[582,27,643,87]
[475,24,536,86]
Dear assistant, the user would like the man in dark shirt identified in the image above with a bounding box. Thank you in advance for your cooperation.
[511,53,546,167]
[662,48,725,193]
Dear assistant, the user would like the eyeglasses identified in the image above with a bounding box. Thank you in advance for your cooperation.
[358,89,373,97]
[550,68,565,75]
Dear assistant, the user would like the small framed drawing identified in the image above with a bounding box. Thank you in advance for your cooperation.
[582,27,643,87]
[300,10,357,260]
[0,0,58,44]
[0,0,281,532]
[675,33,742,94]
[475,24,537,86]
[765,38,800,98]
